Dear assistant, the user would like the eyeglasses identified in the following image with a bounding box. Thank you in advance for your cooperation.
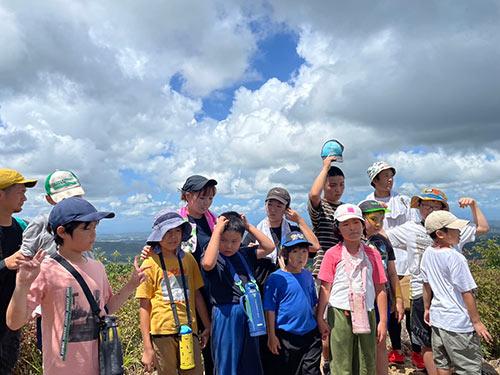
[420,202,443,211]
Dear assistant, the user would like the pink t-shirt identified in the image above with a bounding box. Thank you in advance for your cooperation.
[318,243,387,310]
[27,257,112,375]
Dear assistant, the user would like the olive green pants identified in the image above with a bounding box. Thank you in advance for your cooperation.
[327,307,376,375]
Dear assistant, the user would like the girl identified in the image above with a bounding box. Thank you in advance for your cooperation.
[316,204,388,375]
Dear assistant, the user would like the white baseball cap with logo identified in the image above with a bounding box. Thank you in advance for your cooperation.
[45,170,85,203]
[424,210,469,234]
[334,203,365,222]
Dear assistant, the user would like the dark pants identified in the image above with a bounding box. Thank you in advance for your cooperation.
[0,329,20,374]
[273,328,322,375]
[387,309,421,353]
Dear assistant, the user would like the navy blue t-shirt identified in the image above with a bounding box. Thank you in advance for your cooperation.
[263,269,318,335]
[202,246,258,306]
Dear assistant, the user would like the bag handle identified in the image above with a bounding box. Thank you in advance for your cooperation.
[223,251,258,294]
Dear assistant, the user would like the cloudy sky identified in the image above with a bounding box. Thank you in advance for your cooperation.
[2,0,500,234]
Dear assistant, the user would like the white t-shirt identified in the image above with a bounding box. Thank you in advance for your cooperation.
[387,222,476,299]
[366,191,420,276]
[420,246,477,333]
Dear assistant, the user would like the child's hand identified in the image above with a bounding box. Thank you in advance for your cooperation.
[285,208,301,223]
[215,215,229,233]
[240,214,250,231]
[396,298,404,323]
[473,321,493,344]
[267,333,281,355]
[200,327,211,349]
[377,321,387,343]
[458,197,476,208]
[128,256,150,288]
[141,347,155,373]
[140,245,153,261]
[423,308,431,326]
[16,250,46,287]
[322,155,337,168]
[317,318,330,340]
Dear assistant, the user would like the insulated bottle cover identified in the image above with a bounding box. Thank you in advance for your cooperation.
[179,324,196,370]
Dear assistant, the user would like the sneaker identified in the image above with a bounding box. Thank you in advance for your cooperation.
[411,351,425,370]
[388,349,405,364]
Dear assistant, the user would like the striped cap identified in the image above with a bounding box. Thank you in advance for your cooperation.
[44,170,85,203]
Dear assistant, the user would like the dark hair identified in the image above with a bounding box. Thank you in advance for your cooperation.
[181,185,217,202]
[327,166,344,178]
[51,221,91,246]
[280,244,309,265]
[429,227,447,240]
[220,211,245,236]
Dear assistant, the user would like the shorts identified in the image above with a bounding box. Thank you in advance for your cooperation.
[410,297,432,348]
[431,327,482,374]
[151,334,203,375]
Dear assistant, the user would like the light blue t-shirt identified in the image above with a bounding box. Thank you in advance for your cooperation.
[263,269,318,335]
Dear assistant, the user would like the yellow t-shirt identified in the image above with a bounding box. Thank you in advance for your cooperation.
[135,252,203,335]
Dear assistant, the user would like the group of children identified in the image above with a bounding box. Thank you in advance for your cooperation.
[0,158,493,375]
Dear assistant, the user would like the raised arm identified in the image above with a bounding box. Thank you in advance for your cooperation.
[285,208,321,252]
[309,156,336,208]
[201,216,228,271]
[459,197,489,235]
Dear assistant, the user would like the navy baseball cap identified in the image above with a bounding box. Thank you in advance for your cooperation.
[49,197,115,231]
[181,175,217,193]
[147,210,192,247]
[281,231,312,248]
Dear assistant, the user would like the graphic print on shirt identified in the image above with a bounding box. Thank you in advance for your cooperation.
[413,232,433,276]
[68,289,101,342]
[161,269,189,302]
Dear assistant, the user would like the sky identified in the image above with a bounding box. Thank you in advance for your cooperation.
[1,0,500,234]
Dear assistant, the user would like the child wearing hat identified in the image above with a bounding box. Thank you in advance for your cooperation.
[365,161,419,366]
[358,200,404,375]
[421,211,492,375]
[263,231,322,375]
[386,188,489,373]
[6,197,147,375]
[316,204,388,375]
[136,210,211,374]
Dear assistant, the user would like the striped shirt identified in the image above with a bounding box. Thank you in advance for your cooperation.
[308,198,343,277]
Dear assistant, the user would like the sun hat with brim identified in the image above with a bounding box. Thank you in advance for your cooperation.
[334,203,365,222]
[281,231,312,248]
[410,188,449,210]
[358,200,391,214]
[0,168,37,190]
[45,170,85,203]
[146,210,192,246]
[49,197,114,231]
[424,210,469,235]
[366,161,396,182]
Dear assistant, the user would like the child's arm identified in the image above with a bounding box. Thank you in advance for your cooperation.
[265,310,281,355]
[387,260,404,322]
[423,282,432,326]
[309,156,337,208]
[375,283,388,344]
[241,215,275,258]
[201,216,228,271]
[107,256,148,314]
[194,289,211,349]
[462,290,493,343]
[285,208,321,252]
[316,281,332,340]
[459,197,489,235]
[6,251,45,330]
[138,299,155,373]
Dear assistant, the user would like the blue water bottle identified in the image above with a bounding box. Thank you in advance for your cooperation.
[241,281,267,337]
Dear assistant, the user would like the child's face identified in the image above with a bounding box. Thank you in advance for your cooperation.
[373,169,394,193]
[63,221,98,252]
[338,218,363,242]
[159,227,183,252]
[186,189,215,217]
[436,228,461,247]
[364,211,384,236]
[418,200,444,220]
[324,175,344,203]
[286,246,308,270]
[265,199,286,223]
[219,230,243,256]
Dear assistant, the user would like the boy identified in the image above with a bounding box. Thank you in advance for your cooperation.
[6,197,147,375]
[263,231,321,375]
[0,168,37,373]
[386,188,489,372]
[366,161,419,365]
[136,210,211,375]
[422,210,492,375]
[201,212,274,375]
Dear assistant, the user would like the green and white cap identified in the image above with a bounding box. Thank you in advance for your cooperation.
[44,170,85,203]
